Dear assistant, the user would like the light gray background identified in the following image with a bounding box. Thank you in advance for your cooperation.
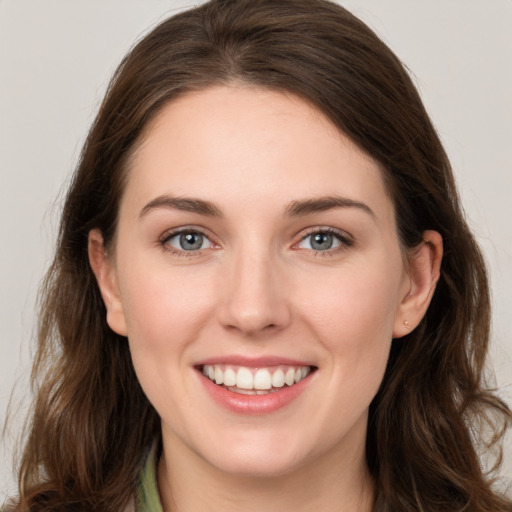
[1,0,511,500]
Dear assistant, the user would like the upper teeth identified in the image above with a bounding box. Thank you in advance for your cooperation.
[202,364,311,390]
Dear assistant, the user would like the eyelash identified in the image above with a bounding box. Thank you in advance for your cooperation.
[159,228,216,257]
[158,227,353,257]
[294,227,353,257]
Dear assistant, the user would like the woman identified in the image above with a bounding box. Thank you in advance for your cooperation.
[4,0,511,510]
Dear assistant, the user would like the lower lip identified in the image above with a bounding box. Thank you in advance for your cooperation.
[198,371,314,415]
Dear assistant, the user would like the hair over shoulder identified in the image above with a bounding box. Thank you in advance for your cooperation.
[5,1,511,511]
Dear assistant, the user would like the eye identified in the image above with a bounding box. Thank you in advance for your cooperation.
[163,230,214,252]
[295,229,351,252]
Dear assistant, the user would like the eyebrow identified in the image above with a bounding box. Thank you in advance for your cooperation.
[284,196,375,218]
[139,194,223,218]
[139,193,374,219]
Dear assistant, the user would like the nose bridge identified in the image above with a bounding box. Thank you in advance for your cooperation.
[218,239,290,335]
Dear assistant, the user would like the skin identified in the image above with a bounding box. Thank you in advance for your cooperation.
[89,85,442,512]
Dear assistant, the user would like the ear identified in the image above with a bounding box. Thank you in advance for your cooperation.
[88,229,128,336]
[393,230,443,338]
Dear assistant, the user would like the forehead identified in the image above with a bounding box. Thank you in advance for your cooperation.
[122,85,392,219]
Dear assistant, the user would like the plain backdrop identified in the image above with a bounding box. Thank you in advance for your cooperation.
[1,0,511,500]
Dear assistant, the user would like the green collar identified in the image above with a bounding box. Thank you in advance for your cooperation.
[137,443,163,512]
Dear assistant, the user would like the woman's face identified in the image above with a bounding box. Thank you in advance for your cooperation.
[94,85,419,477]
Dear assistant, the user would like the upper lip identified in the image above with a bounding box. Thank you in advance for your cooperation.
[195,355,316,368]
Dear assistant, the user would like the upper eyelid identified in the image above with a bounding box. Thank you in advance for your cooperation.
[158,225,353,249]
[160,226,212,242]
[293,228,354,258]
[296,226,353,242]
[159,228,218,257]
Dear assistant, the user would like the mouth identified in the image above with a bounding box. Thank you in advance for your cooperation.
[199,364,316,396]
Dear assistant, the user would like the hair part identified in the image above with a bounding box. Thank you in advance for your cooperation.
[7,1,511,511]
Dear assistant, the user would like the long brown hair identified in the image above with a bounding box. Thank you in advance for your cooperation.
[7,0,511,510]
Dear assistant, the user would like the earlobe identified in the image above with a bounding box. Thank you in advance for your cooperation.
[393,230,443,338]
[88,229,128,336]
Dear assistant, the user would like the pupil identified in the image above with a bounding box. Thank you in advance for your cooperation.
[312,233,332,250]
[180,232,203,250]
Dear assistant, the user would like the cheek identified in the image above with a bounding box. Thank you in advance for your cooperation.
[306,264,401,333]
[119,260,212,345]
[299,254,404,379]
[115,254,218,402]
[117,261,220,429]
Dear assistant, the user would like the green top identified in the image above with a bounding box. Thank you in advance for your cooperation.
[136,443,163,512]
[2,445,165,512]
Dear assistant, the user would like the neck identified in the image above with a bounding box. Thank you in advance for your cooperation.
[157,429,374,512]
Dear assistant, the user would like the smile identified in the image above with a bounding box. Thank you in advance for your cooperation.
[202,364,313,395]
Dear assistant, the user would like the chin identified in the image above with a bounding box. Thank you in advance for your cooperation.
[207,450,307,479]
[194,430,319,479]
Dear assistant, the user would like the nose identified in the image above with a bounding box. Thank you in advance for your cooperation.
[217,247,291,336]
